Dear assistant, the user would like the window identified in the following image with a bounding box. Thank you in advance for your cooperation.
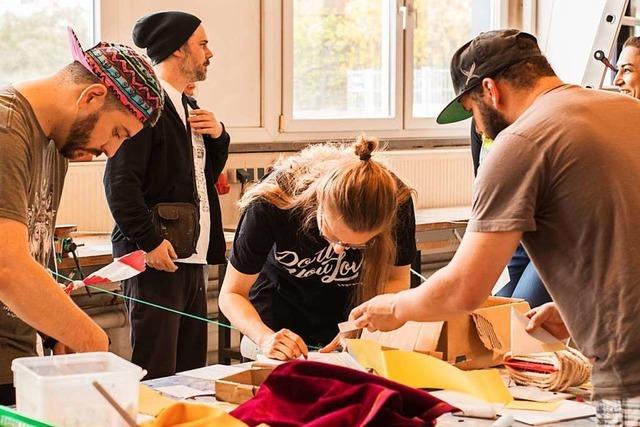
[411,0,493,119]
[292,0,395,120]
[0,0,95,87]
[282,0,505,135]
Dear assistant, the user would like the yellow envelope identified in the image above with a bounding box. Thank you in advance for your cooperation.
[346,339,512,404]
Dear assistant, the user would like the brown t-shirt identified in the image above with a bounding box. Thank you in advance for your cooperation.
[469,84,640,400]
[0,86,67,383]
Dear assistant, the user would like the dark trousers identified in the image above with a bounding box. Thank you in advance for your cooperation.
[0,383,15,405]
[123,263,208,380]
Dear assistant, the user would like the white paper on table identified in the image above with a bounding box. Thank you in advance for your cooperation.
[155,385,206,399]
[430,390,499,419]
[508,385,573,403]
[176,364,245,381]
[257,352,366,371]
[498,399,595,425]
[491,267,511,295]
[510,307,566,355]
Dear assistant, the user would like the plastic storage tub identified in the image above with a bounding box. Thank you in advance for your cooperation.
[12,352,144,427]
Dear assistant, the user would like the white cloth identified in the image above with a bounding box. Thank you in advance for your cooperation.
[159,79,210,265]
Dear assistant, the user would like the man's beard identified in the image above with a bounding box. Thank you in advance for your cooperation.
[180,49,208,82]
[59,112,100,159]
[476,99,511,140]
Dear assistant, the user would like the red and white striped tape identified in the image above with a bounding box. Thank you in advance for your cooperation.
[64,250,146,294]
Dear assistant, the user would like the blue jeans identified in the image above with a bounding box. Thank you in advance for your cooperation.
[496,245,551,308]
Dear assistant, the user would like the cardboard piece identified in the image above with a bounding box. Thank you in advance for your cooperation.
[346,339,513,403]
[362,297,530,369]
[214,363,274,405]
[510,308,567,355]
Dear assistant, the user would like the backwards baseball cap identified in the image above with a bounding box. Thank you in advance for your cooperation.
[67,26,164,127]
[132,11,201,64]
[436,29,543,125]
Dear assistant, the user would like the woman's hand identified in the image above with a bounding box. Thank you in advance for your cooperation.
[258,329,309,360]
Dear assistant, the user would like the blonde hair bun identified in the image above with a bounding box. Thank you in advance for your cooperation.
[355,133,379,161]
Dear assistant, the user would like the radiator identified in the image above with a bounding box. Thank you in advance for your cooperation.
[378,148,474,209]
[57,161,114,233]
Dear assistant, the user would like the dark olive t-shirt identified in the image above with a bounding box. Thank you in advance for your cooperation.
[469,85,640,399]
[0,86,67,384]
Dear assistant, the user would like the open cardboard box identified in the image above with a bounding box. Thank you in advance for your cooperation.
[361,296,530,370]
[214,363,274,405]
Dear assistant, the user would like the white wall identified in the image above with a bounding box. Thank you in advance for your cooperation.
[100,0,269,142]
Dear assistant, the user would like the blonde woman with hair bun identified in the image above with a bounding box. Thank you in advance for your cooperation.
[219,134,416,360]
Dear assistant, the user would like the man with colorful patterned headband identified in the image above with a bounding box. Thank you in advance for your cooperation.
[0,28,163,405]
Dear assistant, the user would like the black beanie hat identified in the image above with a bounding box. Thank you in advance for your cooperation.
[132,11,201,64]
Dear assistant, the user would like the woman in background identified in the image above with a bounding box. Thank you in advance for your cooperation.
[219,135,416,360]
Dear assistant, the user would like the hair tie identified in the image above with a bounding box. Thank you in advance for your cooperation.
[359,153,372,161]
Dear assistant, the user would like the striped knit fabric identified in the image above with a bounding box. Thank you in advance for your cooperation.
[597,397,640,426]
[67,27,164,126]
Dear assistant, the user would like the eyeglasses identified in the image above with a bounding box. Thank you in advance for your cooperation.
[317,210,375,250]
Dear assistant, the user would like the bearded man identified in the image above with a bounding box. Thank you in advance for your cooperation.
[104,11,230,379]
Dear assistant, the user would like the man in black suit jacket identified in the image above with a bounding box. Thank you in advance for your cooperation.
[104,11,230,378]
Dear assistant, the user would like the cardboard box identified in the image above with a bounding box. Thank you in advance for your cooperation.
[362,296,530,370]
[214,363,274,404]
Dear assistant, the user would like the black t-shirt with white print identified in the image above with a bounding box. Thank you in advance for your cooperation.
[230,197,416,347]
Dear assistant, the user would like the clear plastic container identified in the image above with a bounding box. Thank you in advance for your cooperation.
[12,352,144,427]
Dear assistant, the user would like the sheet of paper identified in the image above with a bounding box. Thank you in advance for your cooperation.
[508,385,573,402]
[155,385,206,399]
[498,399,595,425]
[504,400,562,412]
[256,352,366,371]
[510,308,566,355]
[346,339,513,403]
[430,390,498,419]
[491,266,511,295]
[139,384,174,416]
[177,364,245,381]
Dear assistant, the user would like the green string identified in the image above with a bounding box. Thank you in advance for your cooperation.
[48,269,322,351]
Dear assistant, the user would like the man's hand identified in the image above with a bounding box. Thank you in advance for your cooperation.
[318,329,359,353]
[53,341,75,355]
[350,293,406,332]
[145,239,178,272]
[258,329,308,361]
[525,302,571,340]
[188,109,223,138]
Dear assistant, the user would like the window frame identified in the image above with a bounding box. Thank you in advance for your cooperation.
[281,0,404,133]
[280,0,509,137]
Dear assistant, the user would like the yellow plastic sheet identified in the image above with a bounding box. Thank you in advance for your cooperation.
[346,339,512,403]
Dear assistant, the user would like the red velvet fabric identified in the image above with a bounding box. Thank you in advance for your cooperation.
[231,360,457,427]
